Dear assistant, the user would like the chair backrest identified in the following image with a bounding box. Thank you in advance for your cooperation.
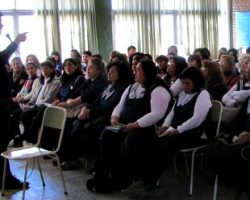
[204,100,223,140]
[36,106,67,153]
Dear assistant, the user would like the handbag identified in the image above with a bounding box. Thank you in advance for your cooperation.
[221,106,241,125]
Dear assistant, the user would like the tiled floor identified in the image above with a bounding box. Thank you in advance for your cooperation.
[0,157,249,200]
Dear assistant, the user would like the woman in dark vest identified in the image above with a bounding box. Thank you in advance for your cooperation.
[87,59,172,192]
[124,67,212,199]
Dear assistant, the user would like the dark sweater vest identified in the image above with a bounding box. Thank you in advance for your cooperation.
[172,90,203,135]
[119,84,157,124]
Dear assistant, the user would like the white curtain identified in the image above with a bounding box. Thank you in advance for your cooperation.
[112,0,229,59]
[175,0,220,58]
[113,0,162,58]
[37,0,98,60]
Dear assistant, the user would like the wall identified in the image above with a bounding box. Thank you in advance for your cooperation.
[232,0,250,48]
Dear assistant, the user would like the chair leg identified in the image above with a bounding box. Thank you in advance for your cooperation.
[172,155,179,175]
[200,153,204,171]
[189,150,196,195]
[55,155,68,195]
[1,158,7,196]
[22,161,30,200]
[85,160,88,169]
[156,179,160,187]
[213,175,218,200]
[184,153,190,176]
[36,158,45,186]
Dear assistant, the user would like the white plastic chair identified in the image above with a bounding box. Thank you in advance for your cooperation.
[173,100,223,195]
[1,106,68,200]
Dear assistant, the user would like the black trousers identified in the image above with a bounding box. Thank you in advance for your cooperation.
[10,107,22,138]
[136,131,202,186]
[205,141,250,189]
[100,127,155,185]
[62,116,108,161]
[20,106,45,143]
[0,99,13,180]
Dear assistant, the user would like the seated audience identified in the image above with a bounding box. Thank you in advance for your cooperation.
[167,45,178,56]
[165,56,188,88]
[193,47,210,64]
[228,48,240,74]
[222,62,250,107]
[56,58,108,162]
[60,61,134,170]
[9,57,28,98]
[204,96,250,200]
[10,61,38,111]
[12,60,61,144]
[127,45,136,58]
[202,60,227,101]
[187,54,202,69]
[70,49,83,71]
[51,51,63,76]
[239,54,250,74]
[110,52,127,63]
[219,47,227,54]
[130,53,145,74]
[144,53,152,60]
[168,56,191,96]
[25,54,40,76]
[124,67,212,199]
[246,47,250,55]
[81,50,92,74]
[92,53,103,60]
[87,59,172,192]
[14,58,86,147]
[62,57,108,112]
[220,54,240,90]
[155,55,168,80]
[52,58,85,107]
[167,52,175,60]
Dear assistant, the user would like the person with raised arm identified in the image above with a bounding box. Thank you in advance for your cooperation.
[0,11,29,189]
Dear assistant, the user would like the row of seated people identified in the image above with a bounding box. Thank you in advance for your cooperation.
[83,58,250,199]
[8,47,250,108]
[8,51,250,198]
[8,50,249,150]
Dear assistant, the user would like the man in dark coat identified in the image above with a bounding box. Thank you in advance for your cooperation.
[0,11,28,189]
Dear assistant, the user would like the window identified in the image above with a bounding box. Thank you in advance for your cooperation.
[0,0,46,63]
[112,0,178,57]
[112,0,230,58]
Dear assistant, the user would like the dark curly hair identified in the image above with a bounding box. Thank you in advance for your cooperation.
[106,61,134,85]
[179,67,205,92]
[39,60,56,84]
[139,59,168,90]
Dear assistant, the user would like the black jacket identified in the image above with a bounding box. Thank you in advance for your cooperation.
[0,42,18,99]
